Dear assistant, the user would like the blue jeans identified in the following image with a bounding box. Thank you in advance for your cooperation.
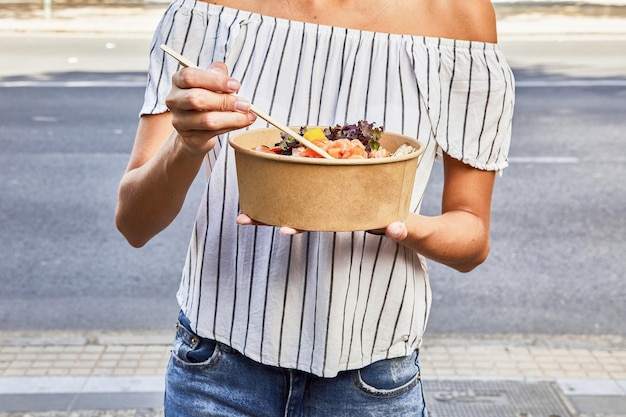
[165,311,427,417]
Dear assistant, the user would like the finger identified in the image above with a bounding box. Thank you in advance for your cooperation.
[237,214,302,235]
[207,62,229,76]
[167,85,250,113]
[279,226,302,235]
[236,213,259,226]
[384,222,408,241]
[172,107,255,134]
[173,66,240,94]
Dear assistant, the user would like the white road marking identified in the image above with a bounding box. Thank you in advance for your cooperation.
[0,81,145,87]
[0,376,164,395]
[1,80,625,88]
[516,80,626,87]
[509,156,579,163]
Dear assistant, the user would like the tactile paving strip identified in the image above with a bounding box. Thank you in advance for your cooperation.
[423,380,575,417]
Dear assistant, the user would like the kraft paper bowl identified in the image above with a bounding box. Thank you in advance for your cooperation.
[229,127,424,232]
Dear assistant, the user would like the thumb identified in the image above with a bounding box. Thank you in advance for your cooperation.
[386,221,408,242]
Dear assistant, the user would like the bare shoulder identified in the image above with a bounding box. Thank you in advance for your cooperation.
[208,0,498,41]
[431,0,498,42]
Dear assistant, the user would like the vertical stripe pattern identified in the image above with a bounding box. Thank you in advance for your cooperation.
[141,0,515,378]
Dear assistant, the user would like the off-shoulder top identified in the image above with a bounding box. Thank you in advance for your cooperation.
[140,0,515,377]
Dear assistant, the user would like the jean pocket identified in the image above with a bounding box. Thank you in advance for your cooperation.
[170,321,220,369]
[353,351,421,398]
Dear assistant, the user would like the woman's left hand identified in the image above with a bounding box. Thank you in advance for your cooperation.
[383,222,409,241]
[381,154,496,273]
[236,213,302,235]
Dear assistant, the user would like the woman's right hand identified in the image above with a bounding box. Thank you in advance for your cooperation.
[165,62,256,155]
[116,62,255,247]
[236,213,303,236]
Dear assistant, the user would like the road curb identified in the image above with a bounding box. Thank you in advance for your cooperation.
[0,330,173,347]
[2,330,625,348]
[0,376,624,415]
[2,331,625,383]
[1,1,626,36]
[422,333,626,350]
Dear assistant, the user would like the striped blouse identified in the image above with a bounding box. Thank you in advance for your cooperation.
[140,0,515,377]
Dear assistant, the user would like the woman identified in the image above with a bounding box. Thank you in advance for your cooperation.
[116,0,514,415]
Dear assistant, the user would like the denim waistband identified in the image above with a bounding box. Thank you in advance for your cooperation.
[175,311,236,354]
[176,311,202,348]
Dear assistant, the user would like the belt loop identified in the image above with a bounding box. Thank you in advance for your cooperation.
[176,319,201,349]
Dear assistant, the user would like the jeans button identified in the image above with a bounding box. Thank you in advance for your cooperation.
[190,336,199,348]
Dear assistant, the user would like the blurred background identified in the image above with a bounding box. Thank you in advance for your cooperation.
[1,0,625,415]
[0,0,624,346]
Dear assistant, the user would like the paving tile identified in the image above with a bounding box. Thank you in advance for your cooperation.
[425,343,450,351]
[1,370,26,377]
[135,361,163,370]
[0,331,625,414]
[126,346,149,353]
[62,346,86,353]
[496,368,519,376]
[431,368,457,376]
[121,353,143,360]
[91,369,115,376]
[83,346,105,353]
[77,354,102,361]
[16,353,39,361]
[24,370,48,377]
[46,370,70,376]
[112,369,136,376]
[520,368,547,377]
[141,354,164,361]
[68,369,92,376]
[610,372,626,380]
[104,346,127,353]
[118,361,140,369]
[559,362,581,372]
[52,361,75,368]
[37,354,60,361]
[7,361,31,369]
[32,361,55,369]
[539,361,562,370]
[58,353,78,361]
[22,347,45,353]
[145,346,169,353]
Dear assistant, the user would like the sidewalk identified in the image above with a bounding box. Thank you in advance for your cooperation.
[0,0,166,35]
[1,0,626,37]
[1,1,625,416]
[1,331,625,416]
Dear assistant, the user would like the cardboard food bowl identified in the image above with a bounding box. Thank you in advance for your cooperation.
[229,127,425,232]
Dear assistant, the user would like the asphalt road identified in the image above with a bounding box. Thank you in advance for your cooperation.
[0,33,625,336]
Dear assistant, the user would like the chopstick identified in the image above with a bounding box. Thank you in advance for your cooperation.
[159,44,334,159]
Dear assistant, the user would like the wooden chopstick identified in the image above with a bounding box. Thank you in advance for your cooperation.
[159,44,334,159]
